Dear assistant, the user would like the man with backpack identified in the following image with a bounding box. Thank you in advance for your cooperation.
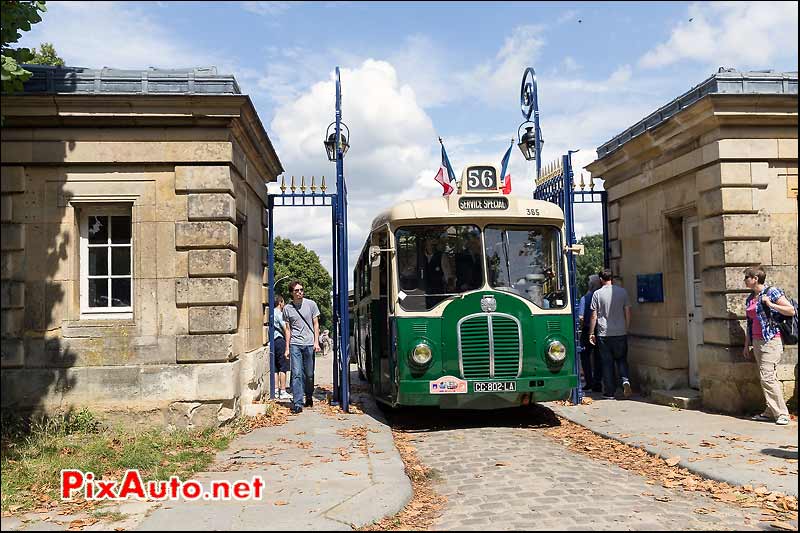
[283,280,321,414]
[742,267,796,426]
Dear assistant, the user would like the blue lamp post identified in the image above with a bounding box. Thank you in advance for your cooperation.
[323,67,351,411]
[517,67,543,185]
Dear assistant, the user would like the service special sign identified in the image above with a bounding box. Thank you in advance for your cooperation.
[458,197,509,210]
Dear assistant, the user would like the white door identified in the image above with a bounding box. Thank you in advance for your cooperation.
[683,217,703,389]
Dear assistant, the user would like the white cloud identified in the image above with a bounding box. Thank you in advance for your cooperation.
[639,1,799,69]
[19,2,215,70]
[240,1,299,16]
[269,60,439,274]
[457,25,547,107]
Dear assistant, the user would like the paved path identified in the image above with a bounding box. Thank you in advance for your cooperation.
[394,406,786,531]
[547,392,798,497]
[1,357,411,531]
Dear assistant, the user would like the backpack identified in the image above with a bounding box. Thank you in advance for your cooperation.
[773,296,799,346]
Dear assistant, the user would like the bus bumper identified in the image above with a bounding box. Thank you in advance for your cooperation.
[396,375,577,409]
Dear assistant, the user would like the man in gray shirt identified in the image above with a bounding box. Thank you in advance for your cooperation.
[283,280,321,414]
[589,268,632,399]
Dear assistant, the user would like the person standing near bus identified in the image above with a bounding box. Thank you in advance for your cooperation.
[272,295,291,400]
[283,280,321,414]
[579,274,603,392]
[588,268,632,399]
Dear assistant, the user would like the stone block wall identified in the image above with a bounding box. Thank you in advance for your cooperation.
[592,96,797,415]
[1,100,280,427]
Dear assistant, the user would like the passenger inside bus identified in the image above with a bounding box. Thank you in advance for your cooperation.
[395,225,480,311]
[455,233,483,291]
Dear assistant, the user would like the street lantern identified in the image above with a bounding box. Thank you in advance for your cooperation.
[324,121,350,161]
[518,67,543,182]
[517,121,540,162]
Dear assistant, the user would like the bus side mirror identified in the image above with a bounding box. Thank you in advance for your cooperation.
[369,245,381,267]
[564,244,585,256]
[369,245,395,267]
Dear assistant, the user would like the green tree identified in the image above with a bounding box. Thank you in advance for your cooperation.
[273,237,333,331]
[575,233,605,296]
[1,1,48,93]
[28,41,63,66]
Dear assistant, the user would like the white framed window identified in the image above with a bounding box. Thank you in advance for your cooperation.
[79,206,133,319]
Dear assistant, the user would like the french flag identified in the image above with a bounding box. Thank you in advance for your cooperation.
[499,140,513,194]
[434,139,457,196]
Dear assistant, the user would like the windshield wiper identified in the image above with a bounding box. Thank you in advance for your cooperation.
[502,231,512,285]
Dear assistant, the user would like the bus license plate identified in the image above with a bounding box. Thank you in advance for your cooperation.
[474,381,516,393]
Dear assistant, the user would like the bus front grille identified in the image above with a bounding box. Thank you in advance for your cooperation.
[458,313,522,379]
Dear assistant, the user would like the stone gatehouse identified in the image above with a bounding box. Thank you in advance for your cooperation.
[586,69,798,414]
[0,66,282,427]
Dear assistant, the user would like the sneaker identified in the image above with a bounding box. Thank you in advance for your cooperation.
[290,405,303,414]
[305,397,313,408]
[602,395,616,401]
[775,414,790,426]
[751,413,772,422]
[279,390,291,400]
[622,380,632,398]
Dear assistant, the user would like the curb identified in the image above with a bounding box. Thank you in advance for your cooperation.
[553,407,799,497]
[323,407,413,528]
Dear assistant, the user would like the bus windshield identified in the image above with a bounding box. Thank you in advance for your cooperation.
[484,225,567,309]
[395,225,482,311]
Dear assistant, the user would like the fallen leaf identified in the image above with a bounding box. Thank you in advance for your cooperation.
[495,462,509,466]
[665,456,681,466]
[343,471,360,476]
[274,500,289,506]
[770,521,796,530]
[654,496,672,502]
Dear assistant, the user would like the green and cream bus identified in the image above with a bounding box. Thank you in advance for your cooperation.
[352,163,578,409]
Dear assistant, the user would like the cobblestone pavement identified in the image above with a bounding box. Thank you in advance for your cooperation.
[392,406,771,531]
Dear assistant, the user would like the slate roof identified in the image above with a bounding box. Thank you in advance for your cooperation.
[596,69,799,159]
[14,65,240,95]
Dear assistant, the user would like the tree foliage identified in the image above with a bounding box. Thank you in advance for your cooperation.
[28,41,63,66]
[273,237,333,331]
[575,233,605,295]
[1,1,48,93]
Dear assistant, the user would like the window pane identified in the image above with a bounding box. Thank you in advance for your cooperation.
[111,216,132,244]
[112,247,131,275]
[692,253,701,281]
[88,216,108,244]
[89,279,109,307]
[485,225,566,309]
[111,278,131,307]
[88,247,108,276]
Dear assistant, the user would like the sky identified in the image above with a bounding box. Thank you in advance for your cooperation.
[20,1,799,278]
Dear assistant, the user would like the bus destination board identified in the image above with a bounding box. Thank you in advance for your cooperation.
[458,197,509,210]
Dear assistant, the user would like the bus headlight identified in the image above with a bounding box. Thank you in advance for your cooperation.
[410,343,433,366]
[546,340,567,365]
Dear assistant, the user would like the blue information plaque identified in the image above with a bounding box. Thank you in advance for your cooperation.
[637,273,664,303]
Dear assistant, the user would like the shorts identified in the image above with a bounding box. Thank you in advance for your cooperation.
[272,336,289,373]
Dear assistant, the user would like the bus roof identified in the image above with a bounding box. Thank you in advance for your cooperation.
[370,193,565,231]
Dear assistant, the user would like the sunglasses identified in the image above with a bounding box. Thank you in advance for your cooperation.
[293,288,304,293]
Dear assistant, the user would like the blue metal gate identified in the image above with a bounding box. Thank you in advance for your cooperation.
[266,67,351,412]
[534,154,609,404]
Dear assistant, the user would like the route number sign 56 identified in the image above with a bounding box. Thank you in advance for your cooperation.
[466,166,497,191]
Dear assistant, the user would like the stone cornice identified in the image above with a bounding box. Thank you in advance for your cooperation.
[1,93,283,200]
[587,94,798,186]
